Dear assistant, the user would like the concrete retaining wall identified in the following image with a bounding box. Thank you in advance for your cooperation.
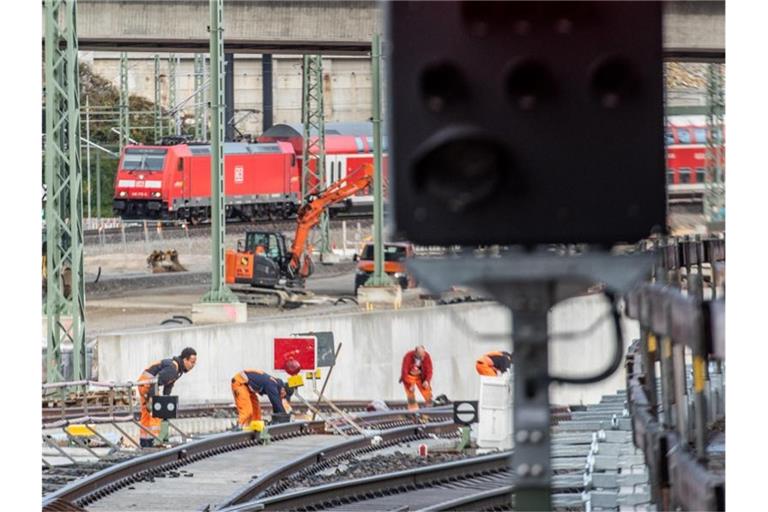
[97,296,638,407]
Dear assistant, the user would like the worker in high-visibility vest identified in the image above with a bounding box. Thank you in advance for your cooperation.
[231,369,294,428]
[399,345,433,411]
[475,350,513,377]
[136,347,197,447]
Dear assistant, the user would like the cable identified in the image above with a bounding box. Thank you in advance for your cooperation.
[548,290,624,385]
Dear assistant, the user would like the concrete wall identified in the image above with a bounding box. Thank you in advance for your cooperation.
[97,296,638,407]
[65,1,724,56]
[85,53,372,138]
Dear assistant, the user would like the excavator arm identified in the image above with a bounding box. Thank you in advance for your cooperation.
[288,163,374,277]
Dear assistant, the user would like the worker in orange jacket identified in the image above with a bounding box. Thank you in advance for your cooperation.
[136,347,197,447]
[475,350,513,377]
[399,345,433,411]
[231,369,294,428]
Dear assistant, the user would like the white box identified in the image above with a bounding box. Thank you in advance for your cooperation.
[477,372,514,451]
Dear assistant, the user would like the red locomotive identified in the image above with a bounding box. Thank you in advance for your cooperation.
[113,123,388,222]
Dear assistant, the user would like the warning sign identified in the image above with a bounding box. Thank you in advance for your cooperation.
[235,165,244,183]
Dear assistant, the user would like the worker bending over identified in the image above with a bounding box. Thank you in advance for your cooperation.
[137,347,197,447]
[476,350,513,377]
[400,345,433,411]
[231,369,294,428]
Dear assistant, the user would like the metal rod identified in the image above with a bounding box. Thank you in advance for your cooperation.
[111,422,142,449]
[85,95,91,222]
[43,434,78,465]
[312,343,343,421]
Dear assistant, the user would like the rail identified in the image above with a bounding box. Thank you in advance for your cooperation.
[41,408,452,512]
[220,451,512,512]
[624,234,725,511]
[218,418,457,508]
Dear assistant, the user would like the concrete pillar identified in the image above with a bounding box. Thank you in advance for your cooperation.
[262,54,273,133]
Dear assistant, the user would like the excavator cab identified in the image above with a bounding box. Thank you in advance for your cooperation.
[244,231,287,264]
[226,231,297,289]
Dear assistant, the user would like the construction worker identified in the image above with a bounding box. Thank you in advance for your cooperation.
[399,345,433,411]
[475,350,513,377]
[231,369,294,428]
[136,347,197,447]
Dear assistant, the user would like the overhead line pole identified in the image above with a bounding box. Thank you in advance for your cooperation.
[44,0,86,383]
[202,0,237,304]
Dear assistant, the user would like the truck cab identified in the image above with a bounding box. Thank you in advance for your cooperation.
[354,242,416,293]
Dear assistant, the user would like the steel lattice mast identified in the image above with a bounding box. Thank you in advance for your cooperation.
[704,63,725,223]
[44,0,86,382]
[301,55,330,256]
[119,52,130,148]
[202,0,237,303]
[154,54,162,143]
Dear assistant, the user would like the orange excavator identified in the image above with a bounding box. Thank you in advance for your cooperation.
[225,163,373,306]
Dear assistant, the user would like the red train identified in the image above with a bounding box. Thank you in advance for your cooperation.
[113,123,388,222]
[665,123,726,196]
[113,121,719,221]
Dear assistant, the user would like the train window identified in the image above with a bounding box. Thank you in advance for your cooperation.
[676,129,691,144]
[679,167,691,184]
[694,127,707,144]
[696,168,706,183]
[666,170,675,184]
[122,148,168,171]
[664,129,675,146]
[177,158,184,172]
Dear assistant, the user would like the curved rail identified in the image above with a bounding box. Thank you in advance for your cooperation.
[42,408,451,512]
[219,418,456,508]
[219,451,512,512]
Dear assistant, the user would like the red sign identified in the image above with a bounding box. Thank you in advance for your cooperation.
[273,337,316,372]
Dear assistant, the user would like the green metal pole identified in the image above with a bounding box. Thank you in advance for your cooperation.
[44,0,86,382]
[202,0,237,303]
[366,34,391,287]
[120,52,130,148]
[44,0,63,383]
[66,0,86,381]
[168,54,177,135]
[705,63,725,224]
[194,54,204,140]
[154,55,162,143]
[96,151,101,224]
[301,55,330,256]
[85,95,91,223]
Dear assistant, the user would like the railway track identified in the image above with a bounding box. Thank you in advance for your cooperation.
[42,400,407,425]
[83,215,373,246]
[213,394,643,512]
[42,408,455,512]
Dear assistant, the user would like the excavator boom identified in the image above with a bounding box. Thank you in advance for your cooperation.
[289,163,374,275]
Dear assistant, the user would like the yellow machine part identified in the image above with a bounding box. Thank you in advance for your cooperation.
[65,424,95,437]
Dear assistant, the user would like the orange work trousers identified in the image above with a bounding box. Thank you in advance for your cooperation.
[402,374,432,411]
[475,357,498,377]
[231,373,262,426]
[137,373,161,446]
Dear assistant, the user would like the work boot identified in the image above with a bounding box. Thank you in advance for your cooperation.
[139,438,154,448]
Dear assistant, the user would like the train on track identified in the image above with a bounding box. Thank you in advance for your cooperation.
[112,121,722,221]
[113,123,388,223]
[665,122,726,207]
